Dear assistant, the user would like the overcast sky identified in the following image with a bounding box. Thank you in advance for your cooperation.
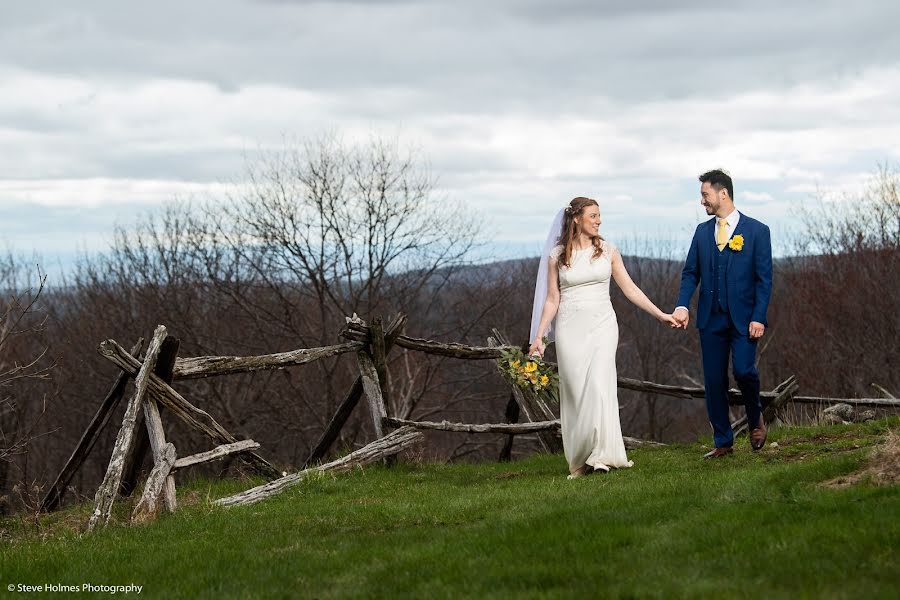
[2,0,899,274]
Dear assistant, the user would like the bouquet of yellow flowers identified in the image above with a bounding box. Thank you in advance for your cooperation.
[497,340,559,402]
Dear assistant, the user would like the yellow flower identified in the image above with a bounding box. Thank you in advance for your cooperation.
[728,234,744,251]
[540,375,550,386]
[525,361,538,373]
[510,360,521,369]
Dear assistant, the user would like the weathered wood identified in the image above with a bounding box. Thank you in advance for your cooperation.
[871,383,897,399]
[357,350,387,439]
[759,376,800,429]
[173,440,260,471]
[40,338,145,513]
[140,337,180,512]
[215,426,424,508]
[131,442,176,524]
[118,414,147,497]
[347,321,897,412]
[616,377,775,406]
[488,333,536,426]
[499,392,520,462]
[304,379,364,468]
[385,416,559,434]
[789,396,900,408]
[622,436,668,449]
[370,317,389,401]
[489,330,562,453]
[88,326,167,531]
[505,378,536,423]
[618,377,900,409]
[618,376,899,410]
[508,385,551,451]
[343,323,512,359]
[767,376,796,425]
[303,311,409,468]
[97,339,282,480]
[121,336,180,499]
[368,317,397,466]
[384,418,662,449]
[172,342,364,380]
[618,377,756,405]
[732,376,799,436]
[616,377,708,400]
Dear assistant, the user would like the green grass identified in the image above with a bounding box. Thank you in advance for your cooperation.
[2,418,899,599]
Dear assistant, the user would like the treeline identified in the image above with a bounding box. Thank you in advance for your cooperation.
[1,139,897,514]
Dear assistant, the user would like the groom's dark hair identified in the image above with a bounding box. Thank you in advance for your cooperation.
[699,169,733,200]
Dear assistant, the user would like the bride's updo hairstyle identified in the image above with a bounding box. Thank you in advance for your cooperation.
[557,197,604,268]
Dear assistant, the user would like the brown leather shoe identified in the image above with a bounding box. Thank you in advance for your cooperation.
[750,419,768,451]
[703,447,734,459]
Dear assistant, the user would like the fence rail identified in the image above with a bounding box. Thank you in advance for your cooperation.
[43,311,900,522]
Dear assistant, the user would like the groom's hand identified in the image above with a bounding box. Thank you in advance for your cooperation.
[673,307,689,329]
[749,321,765,339]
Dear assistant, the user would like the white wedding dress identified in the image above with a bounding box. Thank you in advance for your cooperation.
[551,242,633,473]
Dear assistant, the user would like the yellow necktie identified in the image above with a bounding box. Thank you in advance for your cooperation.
[716,218,728,251]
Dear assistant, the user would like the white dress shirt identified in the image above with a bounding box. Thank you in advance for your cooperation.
[675,209,741,314]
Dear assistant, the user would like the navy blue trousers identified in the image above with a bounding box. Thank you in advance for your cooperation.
[699,308,763,448]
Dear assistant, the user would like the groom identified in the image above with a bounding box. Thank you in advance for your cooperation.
[674,169,773,458]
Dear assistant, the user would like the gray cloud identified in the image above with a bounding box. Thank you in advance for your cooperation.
[1,0,898,263]
[3,1,898,105]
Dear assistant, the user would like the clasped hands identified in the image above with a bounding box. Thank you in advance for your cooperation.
[528,310,765,356]
[672,308,766,339]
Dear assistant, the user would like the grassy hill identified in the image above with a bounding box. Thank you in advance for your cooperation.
[2,418,898,599]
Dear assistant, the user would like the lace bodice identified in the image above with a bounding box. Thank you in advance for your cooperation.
[551,241,616,294]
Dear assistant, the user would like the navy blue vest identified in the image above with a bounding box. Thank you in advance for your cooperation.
[712,245,728,313]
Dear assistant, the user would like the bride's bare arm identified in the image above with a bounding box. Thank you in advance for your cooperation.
[529,256,561,355]
[610,249,678,326]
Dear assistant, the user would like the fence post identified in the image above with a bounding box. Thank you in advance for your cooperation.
[304,314,407,467]
[120,337,180,497]
[489,329,562,453]
[39,338,145,513]
[357,349,387,439]
[499,392,520,462]
[87,326,168,531]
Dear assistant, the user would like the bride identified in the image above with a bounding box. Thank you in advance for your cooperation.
[529,197,678,479]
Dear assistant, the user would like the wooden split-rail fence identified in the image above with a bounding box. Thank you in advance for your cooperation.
[37,314,899,528]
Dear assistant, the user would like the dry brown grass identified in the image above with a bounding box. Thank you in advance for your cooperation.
[823,427,900,488]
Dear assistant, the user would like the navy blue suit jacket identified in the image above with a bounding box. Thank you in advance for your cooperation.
[676,213,773,332]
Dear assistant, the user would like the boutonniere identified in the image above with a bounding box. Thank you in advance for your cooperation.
[728,234,744,251]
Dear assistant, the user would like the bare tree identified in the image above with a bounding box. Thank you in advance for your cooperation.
[139,135,477,342]
[66,134,494,466]
[777,164,900,398]
[0,258,55,512]
[800,163,900,254]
